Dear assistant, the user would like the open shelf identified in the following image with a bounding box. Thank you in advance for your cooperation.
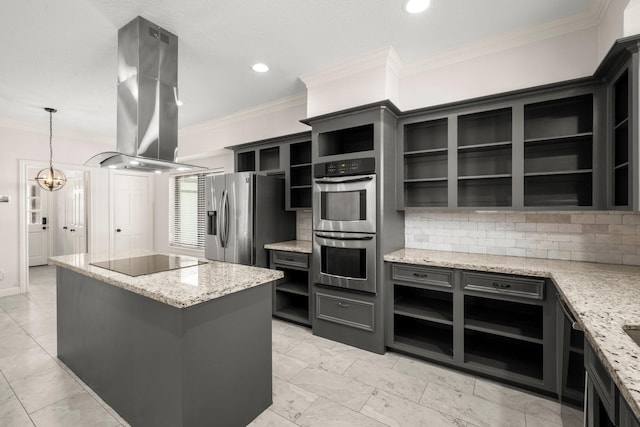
[405,118,448,152]
[458,108,512,147]
[464,330,543,380]
[394,315,453,358]
[394,285,453,325]
[405,181,448,207]
[458,177,512,207]
[274,302,309,325]
[290,164,312,187]
[405,152,447,181]
[613,68,630,207]
[237,151,256,172]
[290,141,312,166]
[259,146,280,171]
[318,124,374,156]
[458,145,512,177]
[524,94,593,141]
[524,173,592,207]
[273,264,310,326]
[524,135,593,174]
[464,295,543,342]
[276,280,309,296]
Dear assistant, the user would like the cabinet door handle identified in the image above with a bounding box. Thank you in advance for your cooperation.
[413,273,428,278]
[492,282,511,290]
[337,302,350,308]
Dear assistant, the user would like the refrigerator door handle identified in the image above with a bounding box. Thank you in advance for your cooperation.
[222,189,230,248]
[219,190,226,248]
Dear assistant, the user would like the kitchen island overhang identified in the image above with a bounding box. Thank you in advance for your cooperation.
[50,252,283,427]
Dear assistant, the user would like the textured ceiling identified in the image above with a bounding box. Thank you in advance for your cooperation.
[0,0,596,142]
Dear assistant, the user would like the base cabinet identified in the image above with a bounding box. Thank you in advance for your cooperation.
[270,250,311,326]
[387,262,557,394]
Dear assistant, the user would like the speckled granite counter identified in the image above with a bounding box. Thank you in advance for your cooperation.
[264,240,312,254]
[49,251,284,308]
[384,248,640,420]
[52,250,277,426]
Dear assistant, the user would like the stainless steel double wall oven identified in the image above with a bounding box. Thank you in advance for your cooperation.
[313,158,377,293]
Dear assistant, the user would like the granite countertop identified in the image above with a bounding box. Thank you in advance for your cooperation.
[49,251,284,309]
[384,248,640,420]
[264,240,312,254]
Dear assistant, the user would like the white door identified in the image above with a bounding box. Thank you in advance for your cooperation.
[27,181,50,266]
[112,172,152,252]
[55,171,88,255]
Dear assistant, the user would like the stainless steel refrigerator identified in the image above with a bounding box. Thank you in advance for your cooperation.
[205,173,296,267]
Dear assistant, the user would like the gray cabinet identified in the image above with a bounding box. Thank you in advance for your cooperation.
[397,83,603,210]
[228,131,312,210]
[270,250,311,326]
[387,263,557,393]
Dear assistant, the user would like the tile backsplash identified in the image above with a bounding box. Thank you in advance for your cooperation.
[296,210,312,241]
[405,209,640,266]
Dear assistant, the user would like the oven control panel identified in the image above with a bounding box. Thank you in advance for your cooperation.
[314,157,375,177]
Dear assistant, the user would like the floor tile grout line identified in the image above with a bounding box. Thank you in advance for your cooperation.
[0,369,36,426]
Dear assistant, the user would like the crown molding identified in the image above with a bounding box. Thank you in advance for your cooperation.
[0,118,113,146]
[402,2,607,77]
[300,46,402,88]
[179,92,308,137]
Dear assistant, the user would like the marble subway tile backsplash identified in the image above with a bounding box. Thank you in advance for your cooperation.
[297,210,312,241]
[405,210,640,266]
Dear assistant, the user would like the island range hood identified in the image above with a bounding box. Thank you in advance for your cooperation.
[86,16,203,173]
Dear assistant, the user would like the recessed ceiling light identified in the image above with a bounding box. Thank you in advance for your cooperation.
[252,63,269,73]
[404,0,431,14]
[129,160,140,166]
[154,170,162,174]
[108,165,117,169]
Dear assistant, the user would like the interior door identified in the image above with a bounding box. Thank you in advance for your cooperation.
[55,171,88,256]
[27,181,50,266]
[112,172,152,252]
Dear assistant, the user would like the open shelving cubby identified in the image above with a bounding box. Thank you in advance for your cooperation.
[403,118,449,208]
[273,267,310,326]
[289,140,312,209]
[392,283,454,359]
[457,108,512,207]
[613,69,630,207]
[523,94,594,207]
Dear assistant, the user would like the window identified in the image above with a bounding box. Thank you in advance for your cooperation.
[171,173,206,248]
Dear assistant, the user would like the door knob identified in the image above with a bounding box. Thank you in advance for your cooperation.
[42,226,47,230]
[63,226,68,230]
[116,228,122,232]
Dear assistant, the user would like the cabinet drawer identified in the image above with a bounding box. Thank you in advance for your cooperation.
[586,341,618,422]
[316,292,374,332]
[392,264,453,288]
[462,272,544,300]
[271,251,308,269]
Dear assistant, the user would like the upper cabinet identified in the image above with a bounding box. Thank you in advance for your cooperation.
[398,83,603,210]
[228,131,312,211]
[595,36,640,210]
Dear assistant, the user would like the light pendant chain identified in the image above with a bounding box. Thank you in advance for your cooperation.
[48,110,53,168]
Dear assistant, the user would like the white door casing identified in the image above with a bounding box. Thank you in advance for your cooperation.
[27,179,50,267]
[111,171,153,253]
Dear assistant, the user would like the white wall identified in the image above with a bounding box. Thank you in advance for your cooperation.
[399,27,599,111]
[0,124,112,291]
[598,0,630,59]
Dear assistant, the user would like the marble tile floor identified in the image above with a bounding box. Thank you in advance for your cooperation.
[0,265,582,426]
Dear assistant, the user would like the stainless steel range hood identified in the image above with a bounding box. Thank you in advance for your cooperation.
[86,16,203,173]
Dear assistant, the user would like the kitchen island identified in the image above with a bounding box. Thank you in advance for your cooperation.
[49,251,283,427]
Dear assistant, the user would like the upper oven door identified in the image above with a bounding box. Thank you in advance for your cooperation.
[313,231,376,293]
[313,174,376,233]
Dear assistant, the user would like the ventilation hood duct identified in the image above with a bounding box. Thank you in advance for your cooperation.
[85,16,203,173]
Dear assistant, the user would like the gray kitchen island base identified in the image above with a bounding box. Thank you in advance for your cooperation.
[56,267,273,427]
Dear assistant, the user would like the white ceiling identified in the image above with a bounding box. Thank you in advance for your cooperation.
[0,0,599,142]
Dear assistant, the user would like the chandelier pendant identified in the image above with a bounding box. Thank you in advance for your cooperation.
[35,107,66,191]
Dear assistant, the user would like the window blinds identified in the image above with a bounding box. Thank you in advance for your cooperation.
[172,173,206,248]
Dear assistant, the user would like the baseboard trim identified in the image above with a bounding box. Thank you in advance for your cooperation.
[0,287,21,298]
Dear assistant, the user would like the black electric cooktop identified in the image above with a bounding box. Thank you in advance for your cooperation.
[90,254,207,277]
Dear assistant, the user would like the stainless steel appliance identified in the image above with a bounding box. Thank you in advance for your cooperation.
[205,173,295,267]
[313,158,377,293]
[313,158,376,233]
[313,231,376,293]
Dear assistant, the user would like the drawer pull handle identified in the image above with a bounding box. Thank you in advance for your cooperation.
[337,302,350,308]
[493,282,511,290]
[283,258,295,262]
[413,273,428,278]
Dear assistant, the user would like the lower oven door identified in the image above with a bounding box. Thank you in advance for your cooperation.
[313,231,376,293]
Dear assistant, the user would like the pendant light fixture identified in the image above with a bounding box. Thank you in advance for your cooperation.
[35,107,66,191]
